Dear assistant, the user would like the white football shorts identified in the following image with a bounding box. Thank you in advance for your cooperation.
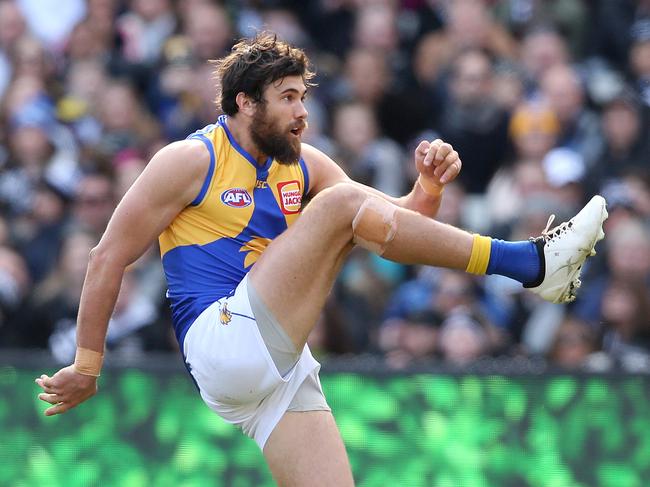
[183,274,322,449]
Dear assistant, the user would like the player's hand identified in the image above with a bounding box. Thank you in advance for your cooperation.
[35,365,98,416]
[414,139,462,191]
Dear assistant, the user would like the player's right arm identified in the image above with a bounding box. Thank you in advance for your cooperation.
[35,139,211,416]
[302,139,461,219]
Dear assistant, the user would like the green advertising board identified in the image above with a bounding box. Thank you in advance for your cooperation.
[1,360,649,487]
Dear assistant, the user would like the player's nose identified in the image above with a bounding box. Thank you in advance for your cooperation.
[295,101,308,119]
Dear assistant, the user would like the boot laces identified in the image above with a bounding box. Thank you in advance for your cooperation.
[541,215,573,242]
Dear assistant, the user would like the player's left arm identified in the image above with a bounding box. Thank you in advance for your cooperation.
[301,139,461,218]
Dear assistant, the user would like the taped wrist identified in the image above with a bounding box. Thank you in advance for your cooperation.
[417,174,445,196]
[352,197,398,255]
[74,347,104,377]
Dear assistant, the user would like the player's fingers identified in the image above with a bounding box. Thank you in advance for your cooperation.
[440,160,462,184]
[39,383,58,394]
[38,393,61,405]
[37,374,56,388]
[422,146,436,167]
[433,150,458,177]
[45,402,70,416]
[415,140,430,157]
[433,150,459,178]
[443,150,459,166]
[424,139,444,166]
[35,377,58,394]
[434,142,453,163]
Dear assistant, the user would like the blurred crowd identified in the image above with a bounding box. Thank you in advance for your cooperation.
[0,0,649,372]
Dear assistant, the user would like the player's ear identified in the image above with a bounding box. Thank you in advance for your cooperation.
[236,92,256,117]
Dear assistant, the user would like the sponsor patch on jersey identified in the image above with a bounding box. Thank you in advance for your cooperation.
[277,180,302,214]
[221,188,252,207]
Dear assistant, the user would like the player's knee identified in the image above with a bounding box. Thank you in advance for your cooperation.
[351,196,398,255]
[308,182,366,221]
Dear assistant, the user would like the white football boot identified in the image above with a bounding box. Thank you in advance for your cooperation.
[525,195,608,303]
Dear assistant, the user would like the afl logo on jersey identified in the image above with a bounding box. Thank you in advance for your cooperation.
[221,188,252,207]
[277,180,302,214]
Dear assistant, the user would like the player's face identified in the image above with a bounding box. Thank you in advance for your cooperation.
[249,75,308,165]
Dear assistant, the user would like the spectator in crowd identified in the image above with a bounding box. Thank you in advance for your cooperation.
[628,18,650,107]
[95,79,160,158]
[547,316,599,369]
[485,101,558,231]
[443,0,517,59]
[10,36,56,86]
[64,18,110,72]
[518,26,570,94]
[435,48,510,194]
[0,0,27,98]
[0,244,30,346]
[18,229,94,351]
[379,308,441,370]
[69,171,115,241]
[491,60,526,111]
[438,307,496,366]
[539,63,603,169]
[331,101,406,197]
[599,278,650,359]
[587,88,650,192]
[573,217,650,325]
[493,1,588,58]
[147,36,203,141]
[58,59,107,149]
[588,0,647,71]
[183,1,232,62]
[16,178,71,284]
[116,0,176,66]
[0,90,80,215]
[335,47,391,108]
[14,0,85,52]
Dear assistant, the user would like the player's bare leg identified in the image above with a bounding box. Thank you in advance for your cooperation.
[264,410,354,487]
[248,181,473,349]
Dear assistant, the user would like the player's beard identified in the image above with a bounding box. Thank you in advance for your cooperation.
[249,103,302,165]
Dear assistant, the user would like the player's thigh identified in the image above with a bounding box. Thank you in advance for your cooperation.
[263,410,354,487]
[248,183,363,347]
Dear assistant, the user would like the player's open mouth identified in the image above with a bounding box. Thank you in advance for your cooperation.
[290,128,303,137]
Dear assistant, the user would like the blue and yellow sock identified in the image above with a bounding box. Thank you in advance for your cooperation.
[465,235,542,286]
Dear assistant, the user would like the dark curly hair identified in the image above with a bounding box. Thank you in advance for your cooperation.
[213,32,315,116]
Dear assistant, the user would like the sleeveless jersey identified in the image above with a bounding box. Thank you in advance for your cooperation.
[159,115,310,345]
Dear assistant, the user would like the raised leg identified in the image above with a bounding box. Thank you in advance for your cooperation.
[248,182,473,349]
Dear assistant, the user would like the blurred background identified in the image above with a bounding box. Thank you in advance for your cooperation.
[0,0,649,485]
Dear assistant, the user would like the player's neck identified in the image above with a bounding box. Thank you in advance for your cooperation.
[225,115,268,166]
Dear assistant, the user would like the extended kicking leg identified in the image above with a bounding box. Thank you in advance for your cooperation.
[249,183,607,349]
[248,182,475,349]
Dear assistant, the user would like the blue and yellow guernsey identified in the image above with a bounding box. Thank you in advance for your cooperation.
[159,115,309,346]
